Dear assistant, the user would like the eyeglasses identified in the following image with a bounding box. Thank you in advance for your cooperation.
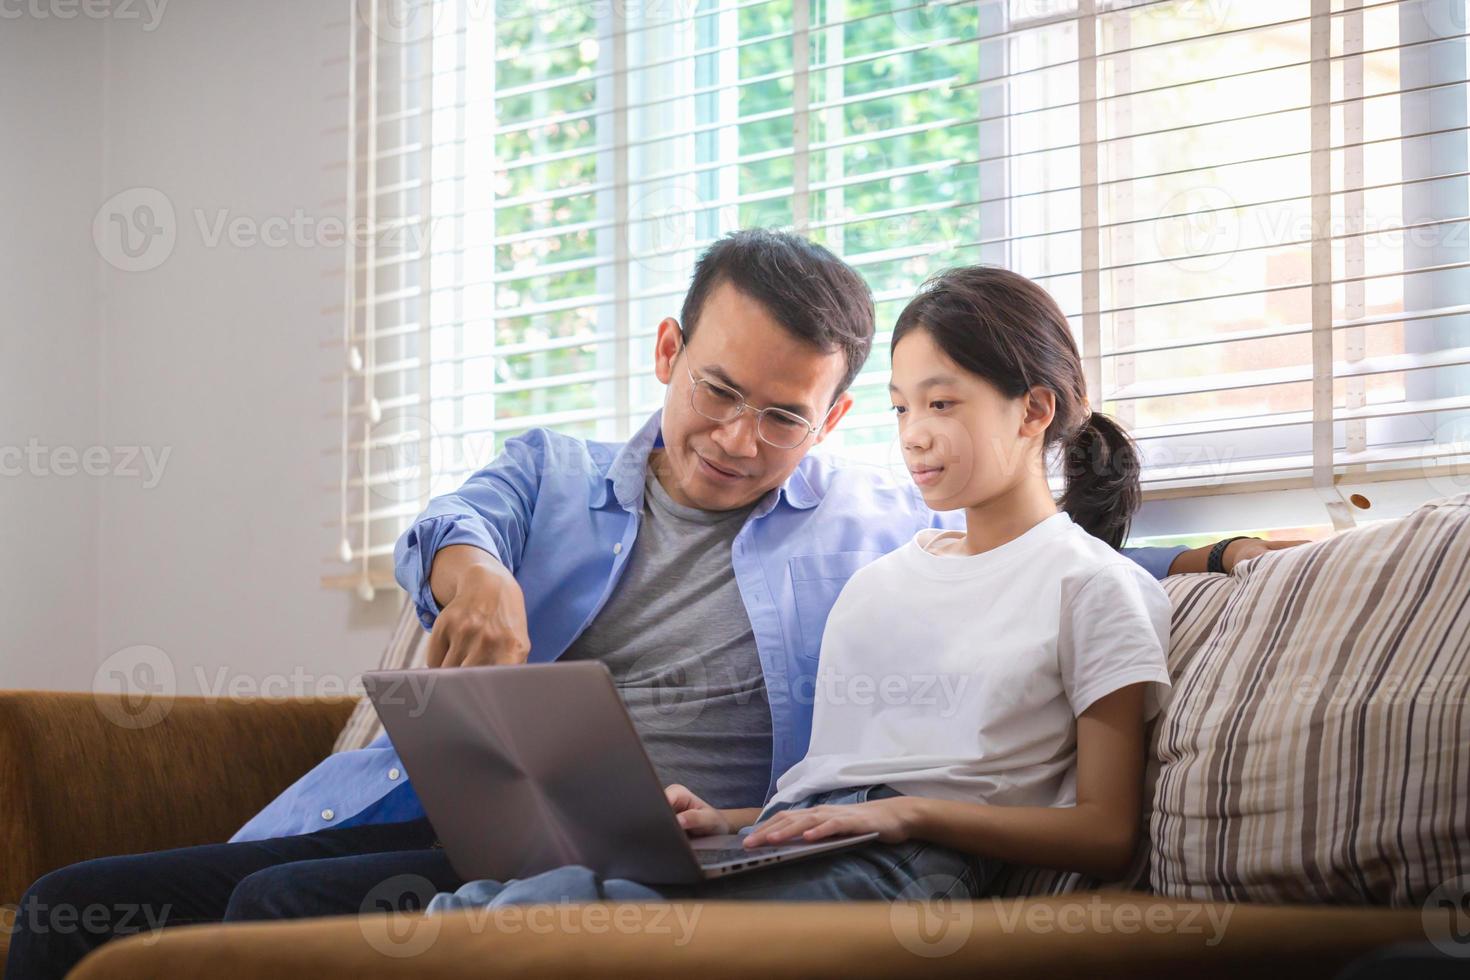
[676,336,832,450]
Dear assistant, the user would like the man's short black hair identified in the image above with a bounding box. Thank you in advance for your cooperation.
[679,229,874,404]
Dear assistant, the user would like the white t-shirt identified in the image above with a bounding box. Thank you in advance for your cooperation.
[764,511,1173,814]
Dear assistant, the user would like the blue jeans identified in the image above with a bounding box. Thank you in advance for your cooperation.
[428,785,999,911]
[4,817,459,980]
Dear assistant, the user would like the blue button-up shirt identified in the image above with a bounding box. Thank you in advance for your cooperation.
[230,410,1184,842]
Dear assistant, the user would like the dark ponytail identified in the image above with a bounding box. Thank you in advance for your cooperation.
[1058,411,1141,549]
[892,265,1143,549]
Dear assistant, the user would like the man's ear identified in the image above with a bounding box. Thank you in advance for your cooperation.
[812,390,855,446]
[1019,386,1055,439]
[652,317,683,385]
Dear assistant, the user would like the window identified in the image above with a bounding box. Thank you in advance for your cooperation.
[329,0,1470,593]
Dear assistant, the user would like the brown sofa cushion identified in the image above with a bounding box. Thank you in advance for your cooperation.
[0,692,354,911]
[1149,493,1470,904]
[70,893,1427,980]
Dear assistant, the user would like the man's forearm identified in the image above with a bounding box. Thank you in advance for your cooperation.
[1167,546,1208,576]
[1168,536,1287,575]
[428,543,509,610]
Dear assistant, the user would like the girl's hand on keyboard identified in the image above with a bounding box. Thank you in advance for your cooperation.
[743,798,917,847]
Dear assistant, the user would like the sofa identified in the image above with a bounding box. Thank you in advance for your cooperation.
[4,493,1467,978]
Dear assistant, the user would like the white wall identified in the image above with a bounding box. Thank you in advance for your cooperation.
[2,1,401,698]
[0,14,105,692]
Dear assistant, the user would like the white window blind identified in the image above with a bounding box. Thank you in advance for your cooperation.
[327,0,1470,594]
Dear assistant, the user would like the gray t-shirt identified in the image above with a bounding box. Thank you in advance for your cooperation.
[559,468,774,809]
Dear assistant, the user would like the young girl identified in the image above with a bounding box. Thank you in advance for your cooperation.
[428,265,1172,911]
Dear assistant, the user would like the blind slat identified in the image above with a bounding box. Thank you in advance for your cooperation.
[1139,438,1470,486]
[1106,303,1470,359]
[1109,345,1470,402]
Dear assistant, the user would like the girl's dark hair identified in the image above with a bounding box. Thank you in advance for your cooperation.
[891,266,1142,549]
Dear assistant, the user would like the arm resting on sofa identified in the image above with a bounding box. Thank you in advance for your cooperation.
[0,690,355,907]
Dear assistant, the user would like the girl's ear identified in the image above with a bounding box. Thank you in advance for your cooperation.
[1019,386,1056,438]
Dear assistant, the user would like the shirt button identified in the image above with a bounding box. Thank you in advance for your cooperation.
[612,542,622,554]
[321,808,335,821]
[388,767,401,780]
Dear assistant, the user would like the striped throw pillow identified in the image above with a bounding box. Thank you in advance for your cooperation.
[1149,493,1470,906]
[332,598,431,753]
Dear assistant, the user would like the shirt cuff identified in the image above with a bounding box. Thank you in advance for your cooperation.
[395,516,504,631]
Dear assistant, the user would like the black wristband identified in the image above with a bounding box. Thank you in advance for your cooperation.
[1208,536,1252,574]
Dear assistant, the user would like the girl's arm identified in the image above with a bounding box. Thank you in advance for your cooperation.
[904,684,1147,880]
[744,683,1149,880]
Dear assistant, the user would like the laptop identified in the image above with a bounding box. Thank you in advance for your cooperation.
[361,661,879,885]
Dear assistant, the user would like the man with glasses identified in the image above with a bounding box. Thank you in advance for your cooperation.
[681,330,837,451]
[8,229,1276,979]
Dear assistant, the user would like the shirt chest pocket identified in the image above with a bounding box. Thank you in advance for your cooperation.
[788,551,883,661]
